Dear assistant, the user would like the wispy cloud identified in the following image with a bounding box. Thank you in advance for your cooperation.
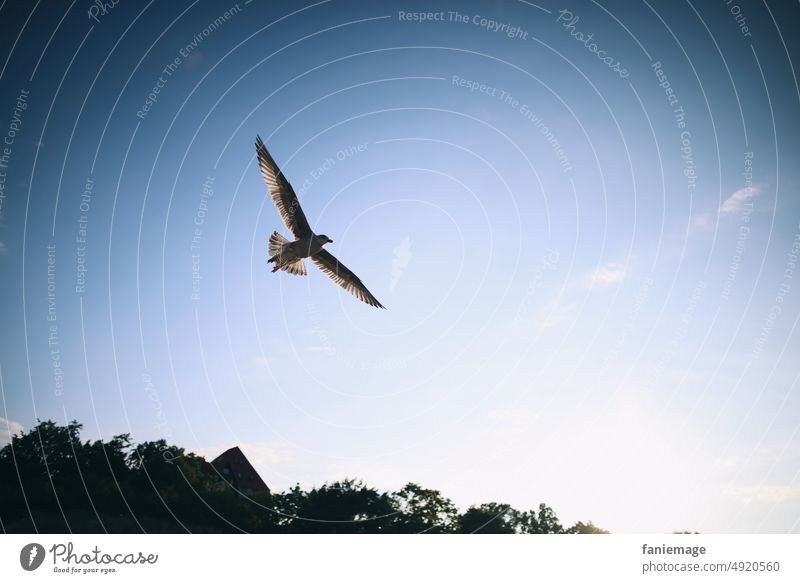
[540,301,578,330]
[586,262,626,286]
[692,213,712,229]
[722,485,800,504]
[251,355,272,367]
[0,417,23,446]
[486,407,540,438]
[720,185,762,215]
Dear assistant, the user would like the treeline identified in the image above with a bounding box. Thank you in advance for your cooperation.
[0,420,608,534]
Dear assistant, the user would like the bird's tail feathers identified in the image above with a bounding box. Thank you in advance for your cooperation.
[268,232,306,275]
[268,231,290,256]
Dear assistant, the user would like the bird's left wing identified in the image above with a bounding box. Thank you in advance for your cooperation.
[255,136,312,238]
[311,249,385,309]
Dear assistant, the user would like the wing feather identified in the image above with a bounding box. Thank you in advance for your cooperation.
[282,259,307,276]
[255,136,312,238]
[311,249,385,309]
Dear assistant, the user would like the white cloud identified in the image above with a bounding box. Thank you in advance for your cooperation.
[251,355,273,368]
[0,417,23,446]
[485,407,540,439]
[713,447,780,473]
[720,185,761,214]
[586,262,626,286]
[539,301,578,330]
[722,485,800,504]
[693,213,712,229]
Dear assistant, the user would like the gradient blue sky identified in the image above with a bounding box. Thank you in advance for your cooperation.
[1,0,799,533]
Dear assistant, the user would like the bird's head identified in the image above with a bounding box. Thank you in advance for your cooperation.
[318,234,333,245]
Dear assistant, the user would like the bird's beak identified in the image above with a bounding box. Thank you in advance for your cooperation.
[328,239,333,243]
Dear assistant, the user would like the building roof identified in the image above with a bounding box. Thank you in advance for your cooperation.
[205,446,270,495]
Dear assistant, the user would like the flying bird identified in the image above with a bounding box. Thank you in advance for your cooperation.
[255,136,385,309]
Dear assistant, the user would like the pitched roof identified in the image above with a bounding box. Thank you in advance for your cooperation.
[208,446,270,494]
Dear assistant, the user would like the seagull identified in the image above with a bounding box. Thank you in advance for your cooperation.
[255,136,385,309]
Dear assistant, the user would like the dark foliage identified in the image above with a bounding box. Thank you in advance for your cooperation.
[0,420,606,534]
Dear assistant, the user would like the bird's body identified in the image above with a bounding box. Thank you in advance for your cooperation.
[256,136,385,308]
[267,232,329,274]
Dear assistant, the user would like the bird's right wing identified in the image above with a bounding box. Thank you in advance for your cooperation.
[255,136,312,238]
[312,249,385,309]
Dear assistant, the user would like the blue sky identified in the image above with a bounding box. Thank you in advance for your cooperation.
[1,0,799,533]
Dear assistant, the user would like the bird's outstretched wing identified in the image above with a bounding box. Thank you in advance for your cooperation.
[312,249,385,309]
[255,136,312,238]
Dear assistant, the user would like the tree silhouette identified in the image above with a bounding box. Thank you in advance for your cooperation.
[0,420,607,534]
[458,503,518,533]
[390,483,459,533]
[456,502,564,534]
[565,521,609,534]
[527,503,564,534]
[273,479,394,533]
